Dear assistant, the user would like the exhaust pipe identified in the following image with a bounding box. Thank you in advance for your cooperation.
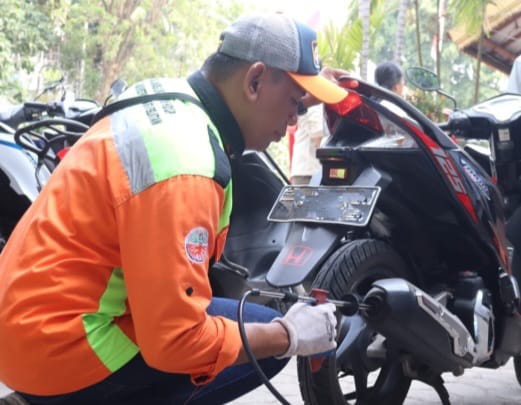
[360,278,486,374]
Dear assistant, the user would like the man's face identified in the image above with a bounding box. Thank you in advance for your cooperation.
[392,78,405,97]
[242,68,305,151]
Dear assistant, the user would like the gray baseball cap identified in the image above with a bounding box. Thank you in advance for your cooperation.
[218,12,347,104]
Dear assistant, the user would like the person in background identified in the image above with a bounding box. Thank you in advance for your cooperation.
[375,60,405,96]
[507,54,521,94]
[0,12,347,405]
[290,103,325,185]
[289,58,328,186]
[373,60,412,122]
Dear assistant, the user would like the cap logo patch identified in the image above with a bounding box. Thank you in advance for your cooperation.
[311,40,320,70]
[185,227,209,263]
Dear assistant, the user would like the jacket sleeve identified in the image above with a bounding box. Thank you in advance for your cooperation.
[115,174,241,384]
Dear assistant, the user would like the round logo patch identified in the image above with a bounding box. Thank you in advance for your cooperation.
[184,227,209,264]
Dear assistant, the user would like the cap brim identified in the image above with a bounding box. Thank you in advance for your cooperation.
[288,72,348,104]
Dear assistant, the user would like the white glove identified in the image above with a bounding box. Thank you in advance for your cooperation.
[272,302,337,358]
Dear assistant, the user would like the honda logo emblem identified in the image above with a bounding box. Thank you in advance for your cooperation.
[283,245,313,266]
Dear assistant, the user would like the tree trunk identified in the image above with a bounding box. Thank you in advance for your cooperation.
[96,0,168,101]
[474,27,484,103]
[393,0,409,64]
[414,0,423,66]
[435,0,441,79]
[359,0,370,80]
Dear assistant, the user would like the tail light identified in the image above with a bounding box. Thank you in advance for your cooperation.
[57,147,70,160]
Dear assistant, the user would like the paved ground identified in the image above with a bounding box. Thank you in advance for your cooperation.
[2,357,520,404]
[228,358,521,404]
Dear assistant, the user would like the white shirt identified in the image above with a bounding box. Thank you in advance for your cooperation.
[290,104,324,177]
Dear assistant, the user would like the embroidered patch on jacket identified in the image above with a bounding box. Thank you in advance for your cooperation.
[185,227,209,263]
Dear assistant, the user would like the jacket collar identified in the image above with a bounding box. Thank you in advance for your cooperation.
[188,71,245,158]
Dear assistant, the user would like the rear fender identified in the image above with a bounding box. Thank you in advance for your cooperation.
[266,223,342,288]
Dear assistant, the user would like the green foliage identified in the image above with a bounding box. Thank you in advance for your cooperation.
[449,0,490,36]
[318,19,362,71]
[267,136,291,177]
[407,89,448,122]
[0,0,56,101]
[318,0,392,72]
[55,0,246,102]
[367,0,505,115]
[0,0,508,119]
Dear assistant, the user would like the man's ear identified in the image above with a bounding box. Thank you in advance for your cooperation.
[244,62,267,101]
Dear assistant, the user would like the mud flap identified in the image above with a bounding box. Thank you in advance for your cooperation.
[266,223,342,288]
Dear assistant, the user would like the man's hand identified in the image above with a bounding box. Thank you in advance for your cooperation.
[272,302,337,358]
[301,66,358,108]
[320,66,351,87]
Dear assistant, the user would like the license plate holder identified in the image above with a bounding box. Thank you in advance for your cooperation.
[267,185,381,227]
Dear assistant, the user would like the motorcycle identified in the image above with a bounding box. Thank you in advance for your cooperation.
[2,71,521,404]
[405,66,521,219]
[212,75,521,404]
[0,72,103,253]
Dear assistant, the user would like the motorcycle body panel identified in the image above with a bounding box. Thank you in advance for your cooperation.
[448,93,521,217]
[0,94,96,250]
[261,80,521,379]
[0,131,51,249]
[0,133,50,202]
[265,223,342,287]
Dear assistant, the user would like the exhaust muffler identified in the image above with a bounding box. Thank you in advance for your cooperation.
[360,278,486,374]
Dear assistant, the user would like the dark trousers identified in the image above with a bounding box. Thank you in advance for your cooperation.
[20,298,289,404]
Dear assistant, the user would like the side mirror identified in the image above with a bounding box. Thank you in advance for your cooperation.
[104,79,128,105]
[405,66,457,109]
[405,67,440,91]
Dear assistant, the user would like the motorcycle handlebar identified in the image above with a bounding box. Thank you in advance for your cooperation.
[438,122,450,131]
[14,118,89,157]
[23,101,65,117]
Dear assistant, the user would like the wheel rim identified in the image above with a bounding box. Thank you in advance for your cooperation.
[334,266,410,404]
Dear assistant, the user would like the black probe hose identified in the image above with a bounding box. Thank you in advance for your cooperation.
[237,290,291,405]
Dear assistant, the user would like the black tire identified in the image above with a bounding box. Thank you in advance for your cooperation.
[297,239,412,405]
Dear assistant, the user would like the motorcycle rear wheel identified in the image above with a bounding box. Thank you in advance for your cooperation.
[297,239,412,405]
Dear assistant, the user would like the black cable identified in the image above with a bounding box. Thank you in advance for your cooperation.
[237,290,291,405]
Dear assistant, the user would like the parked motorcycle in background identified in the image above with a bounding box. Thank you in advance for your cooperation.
[406,66,521,219]
[0,71,108,253]
[406,67,521,282]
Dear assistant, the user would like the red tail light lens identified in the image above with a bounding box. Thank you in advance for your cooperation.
[327,91,362,117]
[326,91,383,135]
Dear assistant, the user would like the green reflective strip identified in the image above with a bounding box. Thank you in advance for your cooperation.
[140,105,216,182]
[112,100,218,195]
[208,120,232,232]
[82,268,138,372]
[218,181,232,232]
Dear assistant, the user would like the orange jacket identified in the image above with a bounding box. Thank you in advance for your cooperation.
[0,78,241,395]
